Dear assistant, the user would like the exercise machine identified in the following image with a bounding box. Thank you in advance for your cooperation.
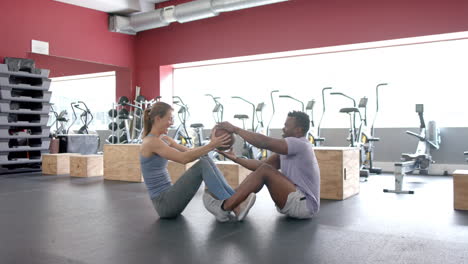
[120,95,145,143]
[232,96,265,160]
[67,101,93,134]
[49,104,68,136]
[278,87,332,146]
[331,91,377,178]
[205,94,224,123]
[315,87,333,146]
[172,96,193,147]
[266,90,279,137]
[360,83,388,174]
[384,104,441,194]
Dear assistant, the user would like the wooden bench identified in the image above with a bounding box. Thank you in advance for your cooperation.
[315,147,360,200]
[167,160,196,183]
[70,155,103,177]
[103,144,143,182]
[42,153,79,175]
[214,161,251,188]
[453,170,468,210]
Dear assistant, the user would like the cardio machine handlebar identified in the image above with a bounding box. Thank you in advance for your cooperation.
[232,96,256,131]
[279,95,305,112]
[266,90,279,137]
[317,87,332,138]
[371,83,388,135]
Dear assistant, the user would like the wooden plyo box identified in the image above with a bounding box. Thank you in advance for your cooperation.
[215,161,252,188]
[315,147,360,200]
[167,160,196,183]
[42,153,78,175]
[104,144,143,182]
[453,170,468,210]
[70,155,103,177]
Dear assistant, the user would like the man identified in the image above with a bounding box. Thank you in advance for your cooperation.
[203,111,320,220]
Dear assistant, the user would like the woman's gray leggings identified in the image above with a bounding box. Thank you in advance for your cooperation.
[152,156,235,218]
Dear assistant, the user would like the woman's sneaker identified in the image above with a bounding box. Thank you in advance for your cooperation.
[202,191,231,222]
[236,193,256,221]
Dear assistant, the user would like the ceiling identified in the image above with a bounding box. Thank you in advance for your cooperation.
[53,0,167,14]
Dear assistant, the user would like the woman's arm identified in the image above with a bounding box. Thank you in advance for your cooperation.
[217,150,280,171]
[149,132,231,164]
[161,135,190,152]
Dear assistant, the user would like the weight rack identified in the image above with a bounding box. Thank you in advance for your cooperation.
[0,58,51,174]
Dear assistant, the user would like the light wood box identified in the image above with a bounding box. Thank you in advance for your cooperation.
[315,147,360,200]
[453,170,468,210]
[104,144,143,182]
[167,160,196,183]
[215,161,252,188]
[42,153,79,175]
[70,155,103,177]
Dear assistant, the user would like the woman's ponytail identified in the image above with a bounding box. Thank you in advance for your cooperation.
[142,102,173,138]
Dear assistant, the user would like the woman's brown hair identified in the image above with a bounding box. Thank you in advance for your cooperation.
[143,102,173,137]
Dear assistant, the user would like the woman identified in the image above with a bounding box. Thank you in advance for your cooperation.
[140,102,255,221]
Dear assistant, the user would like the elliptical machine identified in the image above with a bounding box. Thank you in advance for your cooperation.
[172,96,193,147]
[384,104,441,194]
[49,104,68,136]
[67,101,93,134]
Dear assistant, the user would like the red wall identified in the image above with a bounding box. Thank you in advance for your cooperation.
[2,0,468,100]
[135,0,468,98]
[0,0,135,98]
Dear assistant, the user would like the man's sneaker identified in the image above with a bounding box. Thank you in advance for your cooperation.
[236,193,256,221]
[202,191,231,222]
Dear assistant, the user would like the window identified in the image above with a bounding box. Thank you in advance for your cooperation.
[49,71,116,132]
[173,37,468,130]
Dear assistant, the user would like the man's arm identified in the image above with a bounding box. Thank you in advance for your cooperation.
[218,122,288,155]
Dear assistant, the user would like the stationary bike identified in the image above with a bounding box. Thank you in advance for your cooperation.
[384,104,441,194]
[232,96,265,160]
[331,91,378,178]
[359,83,388,175]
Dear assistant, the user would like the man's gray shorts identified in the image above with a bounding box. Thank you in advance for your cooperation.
[276,189,314,219]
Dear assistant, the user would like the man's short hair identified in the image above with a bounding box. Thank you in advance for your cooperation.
[288,111,310,136]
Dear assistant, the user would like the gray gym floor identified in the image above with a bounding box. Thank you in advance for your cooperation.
[0,172,467,264]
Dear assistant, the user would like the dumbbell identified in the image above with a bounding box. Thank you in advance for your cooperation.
[107,135,118,144]
[136,95,146,103]
[108,109,118,118]
[118,96,129,105]
[118,108,129,119]
[108,122,118,131]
